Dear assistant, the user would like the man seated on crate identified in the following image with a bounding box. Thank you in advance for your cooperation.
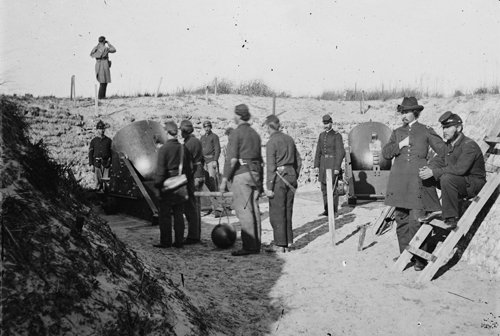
[419,111,486,229]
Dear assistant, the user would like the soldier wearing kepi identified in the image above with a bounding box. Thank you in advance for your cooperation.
[419,111,486,229]
[383,97,446,270]
[314,114,345,217]
[180,119,204,245]
[263,115,302,253]
[220,104,263,256]
[200,120,221,192]
[88,120,112,192]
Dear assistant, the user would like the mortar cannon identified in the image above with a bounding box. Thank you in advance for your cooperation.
[344,121,392,204]
[107,120,167,221]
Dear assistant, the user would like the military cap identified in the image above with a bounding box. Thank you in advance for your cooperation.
[164,120,178,135]
[96,120,108,129]
[180,119,194,134]
[264,114,280,125]
[397,97,424,113]
[235,104,251,121]
[322,114,332,124]
[203,120,212,127]
[439,111,463,128]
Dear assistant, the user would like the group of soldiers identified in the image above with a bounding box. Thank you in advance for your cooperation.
[89,97,486,261]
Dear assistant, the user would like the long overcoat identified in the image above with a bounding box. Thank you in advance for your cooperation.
[90,44,116,83]
[383,121,445,211]
[314,130,345,183]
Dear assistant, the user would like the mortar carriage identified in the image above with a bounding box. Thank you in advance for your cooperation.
[344,121,392,205]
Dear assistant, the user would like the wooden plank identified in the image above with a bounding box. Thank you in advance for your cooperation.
[373,206,395,235]
[121,156,158,217]
[427,219,451,230]
[344,146,356,202]
[406,245,437,262]
[326,169,336,246]
[194,191,233,197]
[417,171,500,282]
[484,136,500,144]
[357,223,370,251]
[393,224,433,272]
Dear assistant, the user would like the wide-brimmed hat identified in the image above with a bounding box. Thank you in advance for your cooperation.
[397,97,424,113]
[439,111,463,128]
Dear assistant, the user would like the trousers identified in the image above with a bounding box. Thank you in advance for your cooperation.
[231,172,262,251]
[158,200,185,245]
[394,208,425,253]
[320,177,339,213]
[98,83,108,99]
[268,174,296,246]
[185,181,202,240]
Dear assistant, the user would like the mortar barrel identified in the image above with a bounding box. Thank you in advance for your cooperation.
[348,121,392,171]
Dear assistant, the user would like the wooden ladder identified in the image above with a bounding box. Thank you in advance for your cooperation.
[393,128,500,282]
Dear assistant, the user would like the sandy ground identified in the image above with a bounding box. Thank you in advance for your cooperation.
[18,93,500,335]
[102,184,499,336]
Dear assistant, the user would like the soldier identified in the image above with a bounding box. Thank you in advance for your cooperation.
[220,104,263,256]
[153,121,192,248]
[263,115,302,253]
[314,114,345,217]
[419,111,486,229]
[88,120,112,192]
[383,97,446,270]
[90,36,116,99]
[180,120,204,245]
[200,120,221,192]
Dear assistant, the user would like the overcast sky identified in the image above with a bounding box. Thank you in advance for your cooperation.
[1,0,499,97]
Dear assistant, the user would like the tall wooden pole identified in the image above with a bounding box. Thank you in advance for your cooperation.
[326,169,336,246]
[272,95,276,115]
[155,77,163,98]
[94,84,98,113]
[70,75,75,100]
[214,77,218,96]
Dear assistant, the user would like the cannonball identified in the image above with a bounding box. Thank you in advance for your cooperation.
[211,223,236,249]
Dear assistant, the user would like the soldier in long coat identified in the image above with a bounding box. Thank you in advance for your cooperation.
[264,115,302,253]
[314,114,345,216]
[383,97,446,269]
[220,104,263,256]
[90,36,116,99]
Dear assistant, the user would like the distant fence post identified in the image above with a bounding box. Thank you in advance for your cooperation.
[155,77,163,98]
[70,75,75,100]
[214,77,218,96]
[272,95,276,115]
[360,90,365,114]
[205,86,209,103]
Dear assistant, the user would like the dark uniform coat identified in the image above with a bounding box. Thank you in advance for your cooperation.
[429,133,486,196]
[266,131,302,191]
[223,123,263,180]
[184,134,204,179]
[89,136,112,167]
[200,132,221,163]
[154,139,192,191]
[314,130,345,183]
[383,121,445,211]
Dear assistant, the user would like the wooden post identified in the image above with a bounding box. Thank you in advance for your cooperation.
[326,169,336,246]
[70,75,75,100]
[272,95,276,115]
[155,77,163,98]
[360,90,365,114]
[205,86,209,103]
[214,77,218,96]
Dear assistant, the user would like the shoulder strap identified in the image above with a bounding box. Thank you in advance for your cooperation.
[178,145,184,176]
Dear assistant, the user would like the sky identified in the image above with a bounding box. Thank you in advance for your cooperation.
[1,0,500,98]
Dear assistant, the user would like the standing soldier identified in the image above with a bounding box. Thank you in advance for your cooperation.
[153,121,192,248]
[264,115,302,253]
[383,97,446,270]
[220,104,263,256]
[180,120,203,245]
[200,120,221,192]
[89,120,112,192]
[90,36,116,99]
[314,114,345,217]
